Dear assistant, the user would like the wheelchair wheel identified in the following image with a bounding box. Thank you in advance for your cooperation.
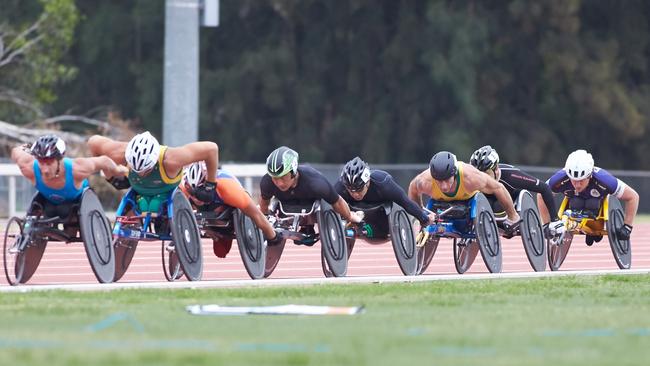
[161,240,183,281]
[171,190,203,281]
[388,204,418,276]
[453,238,480,274]
[518,191,546,272]
[345,234,356,259]
[474,193,502,273]
[3,217,26,285]
[79,189,115,283]
[234,209,267,279]
[318,200,348,277]
[548,231,573,271]
[264,238,285,278]
[606,196,631,269]
[113,237,138,281]
[416,232,439,275]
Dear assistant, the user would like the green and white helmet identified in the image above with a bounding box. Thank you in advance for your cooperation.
[266,146,299,178]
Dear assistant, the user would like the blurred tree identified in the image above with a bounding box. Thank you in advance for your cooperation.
[3,0,650,169]
[0,0,79,123]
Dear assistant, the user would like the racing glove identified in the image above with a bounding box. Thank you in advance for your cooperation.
[617,224,632,240]
[543,220,565,240]
[266,229,286,246]
[108,176,131,190]
[193,181,217,203]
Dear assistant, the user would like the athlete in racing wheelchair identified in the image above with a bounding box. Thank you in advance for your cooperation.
[407,151,521,274]
[335,157,436,276]
[179,162,281,280]
[469,145,559,271]
[537,149,639,270]
[259,146,364,278]
[4,135,126,285]
[88,131,219,281]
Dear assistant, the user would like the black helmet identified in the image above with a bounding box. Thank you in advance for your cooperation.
[341,156,371,191]
[31,134,65,160]
[470,145,499,172]
[266,146,299,178]
[429,151,457,180]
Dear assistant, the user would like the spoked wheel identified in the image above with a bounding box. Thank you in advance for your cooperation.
[606,196,631,269]
[474,193,502,273]
[548,231,573,271]
[518,191,546,271]
[171,190,203,281]
[415,232,439,275]
[161,240,183,281]
[264,238,285,278]
[318,200,348,277]
[389,204,418,276]
[3,217,26,286]
[113,237,139,282]
[453,238,480,274]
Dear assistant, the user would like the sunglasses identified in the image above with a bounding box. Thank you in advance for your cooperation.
[36,157,58,164]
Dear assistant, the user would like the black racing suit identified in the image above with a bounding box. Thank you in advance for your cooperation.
[335,170,429,239]
[260,165,340,243]
[488,164,559,221]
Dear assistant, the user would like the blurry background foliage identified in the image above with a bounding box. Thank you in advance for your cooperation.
[1,0,649,168]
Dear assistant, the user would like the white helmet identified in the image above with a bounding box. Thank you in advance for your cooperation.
[183,161,207,189]
[564,149,594,181]
[125,131,160,173]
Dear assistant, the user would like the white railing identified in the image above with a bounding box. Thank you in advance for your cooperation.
[0,164,21,218]
[0,163,267,218]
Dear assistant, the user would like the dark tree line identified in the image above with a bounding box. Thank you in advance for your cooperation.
[2,0,650,168]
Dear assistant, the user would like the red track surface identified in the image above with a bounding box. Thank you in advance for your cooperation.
[2,224,649,286]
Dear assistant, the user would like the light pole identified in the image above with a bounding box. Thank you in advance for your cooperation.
[162,0,219,146]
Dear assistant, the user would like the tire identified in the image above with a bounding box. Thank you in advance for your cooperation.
[606,196,631,269]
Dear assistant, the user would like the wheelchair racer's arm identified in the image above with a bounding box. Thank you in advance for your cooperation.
[407,169,433,207]
[536,169,567,223]
[11,145,36,183]
[381,174,432,225]
[618,183,639,227]
[465,165,519,222]
[87,135,128,165]
[332,196,363,223]
[162,142,219,183]
[73,156,128,181]
[240,200,277,240]
[500,165,559,221]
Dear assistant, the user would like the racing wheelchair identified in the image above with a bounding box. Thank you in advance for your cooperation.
[547,195,630,271]
[491,190,546,271]
[343,202,419,276]
[191,201,269,280]
[3,189,114,285]
[112,187,203,282]
[416,192,502,274]
[266,199,348,277]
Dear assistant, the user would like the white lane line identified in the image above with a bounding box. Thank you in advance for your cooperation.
[2,268,649,293]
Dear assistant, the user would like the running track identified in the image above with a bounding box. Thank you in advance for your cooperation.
[2,223,649,287]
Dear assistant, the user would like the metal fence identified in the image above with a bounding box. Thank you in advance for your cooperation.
[2,161,649,217]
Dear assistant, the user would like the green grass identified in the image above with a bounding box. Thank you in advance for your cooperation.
[1,275,650,365]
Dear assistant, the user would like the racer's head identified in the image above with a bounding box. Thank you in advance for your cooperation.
[183,161,207,190]
[341,156,371,201]
[266,146,299,191]
[125,131,160,176]
[470,145,501,180]
[564,149,594,193]
[31,134,66,179]
[429,151,458,193]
